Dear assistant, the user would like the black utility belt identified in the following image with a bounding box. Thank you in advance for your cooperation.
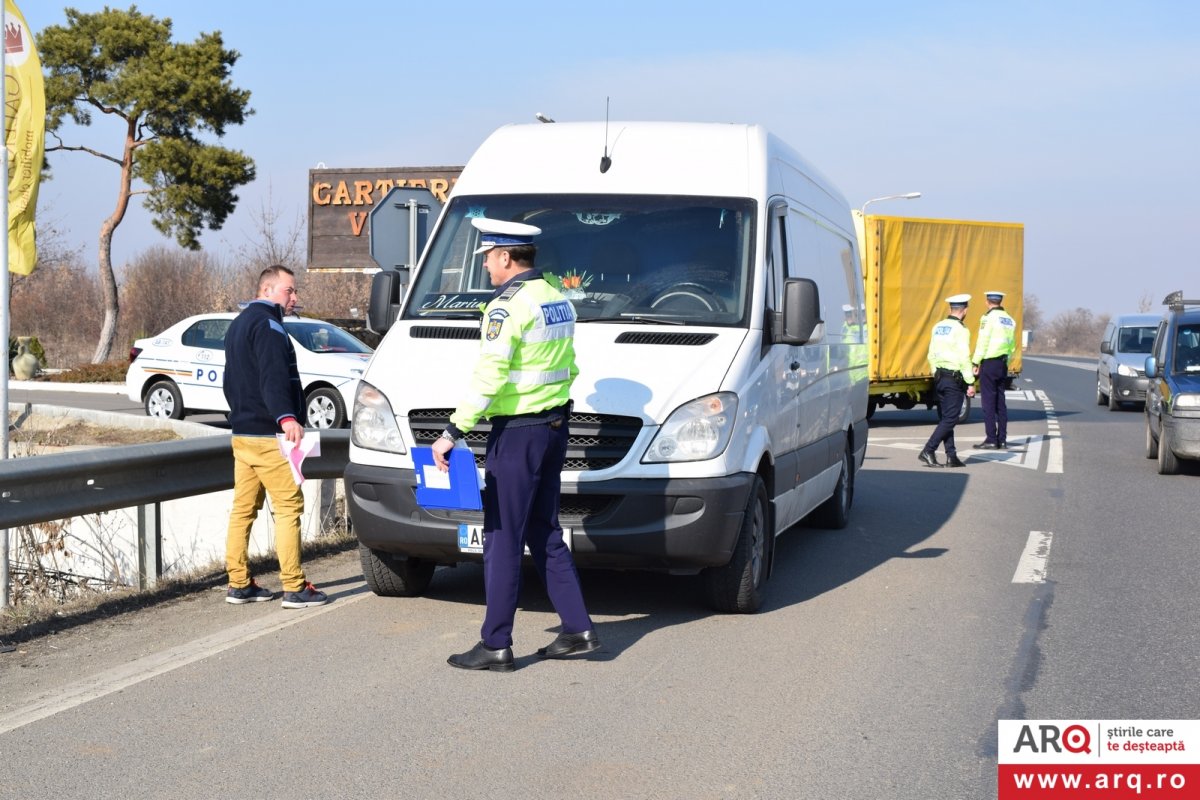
[491,401,572,429]
[980,355,1008,362]
[934,368,962,378]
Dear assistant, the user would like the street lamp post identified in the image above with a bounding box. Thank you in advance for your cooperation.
[860,192,921,216]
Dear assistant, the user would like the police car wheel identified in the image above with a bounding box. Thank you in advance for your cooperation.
[702,475,768,614]
[144,380,185,420]
[305,388,346,429]
[358,543,435,597]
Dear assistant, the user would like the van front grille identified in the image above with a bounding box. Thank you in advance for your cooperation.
[408,409,643,471]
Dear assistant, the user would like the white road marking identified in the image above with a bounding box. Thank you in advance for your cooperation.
[1013,531,1054,583]
[0,584,371,737]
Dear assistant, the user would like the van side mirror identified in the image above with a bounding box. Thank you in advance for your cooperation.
[1100,341,1113,355]
[368,270,408,335]
[1145,356,1158,379]
[775,278,822,345]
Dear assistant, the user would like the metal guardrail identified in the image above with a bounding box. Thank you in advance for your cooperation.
[0,430,350,529]
[0,431,350,591]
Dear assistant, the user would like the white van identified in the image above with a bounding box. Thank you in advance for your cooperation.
[346,122,868,612]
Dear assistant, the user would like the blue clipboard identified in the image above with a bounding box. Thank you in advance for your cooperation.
[412,446,483,510]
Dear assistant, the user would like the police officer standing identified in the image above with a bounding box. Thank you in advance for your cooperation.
[920,294,977,468]
[432,217,598,672]
[971,290,1018,449]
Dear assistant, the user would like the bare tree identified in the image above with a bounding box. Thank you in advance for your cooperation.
[1137,292,1154,312]
[233,182,305,271]
[1045,307,1108,355]
[118,247,230,343]
[1022,293,1044,334]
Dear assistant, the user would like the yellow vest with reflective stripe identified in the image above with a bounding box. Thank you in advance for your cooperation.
[450,274,578,433]
[927,316,975,384]
[973,307,1017,363]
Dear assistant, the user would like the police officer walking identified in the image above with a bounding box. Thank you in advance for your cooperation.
[920,294,977,468]
[432,217,598,672]
[971,290,1018,449]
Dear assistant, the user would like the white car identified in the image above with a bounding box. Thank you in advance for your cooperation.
[126,313,373,428]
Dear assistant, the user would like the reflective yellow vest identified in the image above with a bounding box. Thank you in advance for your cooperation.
[450,274,578,433]
[927,316,975,384]
[973,307,1017,363]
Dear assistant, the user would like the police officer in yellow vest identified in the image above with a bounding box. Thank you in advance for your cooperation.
[920,294,977,468]
[971,290,1018,449]
[432,217,598,672]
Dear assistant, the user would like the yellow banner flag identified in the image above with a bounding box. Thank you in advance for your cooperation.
[4,0,45,275]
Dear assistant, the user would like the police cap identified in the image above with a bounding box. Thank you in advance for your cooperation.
[471,217,542,254]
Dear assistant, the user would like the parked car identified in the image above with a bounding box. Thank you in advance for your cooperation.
[1144,292,1200,474]
[126,313,373,428]
[1096,313,1160,410]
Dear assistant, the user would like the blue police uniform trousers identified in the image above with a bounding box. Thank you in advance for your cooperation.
[977,357,1008,444]
[924,373,966,457]
[480,415,593,650]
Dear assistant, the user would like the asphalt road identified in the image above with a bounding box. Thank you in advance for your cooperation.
[1,358,1196,799]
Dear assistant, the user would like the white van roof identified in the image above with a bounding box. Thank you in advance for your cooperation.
[451,122,850,224]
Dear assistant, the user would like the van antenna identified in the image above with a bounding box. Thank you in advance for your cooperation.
[599,97,612,173]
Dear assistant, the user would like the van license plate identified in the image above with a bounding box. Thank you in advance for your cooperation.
[457,525,572,554]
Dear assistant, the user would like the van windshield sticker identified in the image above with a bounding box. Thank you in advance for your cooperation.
[419,293,492,312]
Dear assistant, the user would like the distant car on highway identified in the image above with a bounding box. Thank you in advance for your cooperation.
[1144,292,1200,474]
[126,313,373,428]
[1096,312,1160,410]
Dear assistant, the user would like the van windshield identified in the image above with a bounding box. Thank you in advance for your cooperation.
[404,194,756,326]
[1172,323,1200,373]
[1118,325,1157,354]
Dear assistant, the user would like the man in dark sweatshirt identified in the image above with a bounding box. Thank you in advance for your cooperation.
[223,265,327,608]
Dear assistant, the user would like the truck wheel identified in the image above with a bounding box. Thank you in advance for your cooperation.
[702,476,769,614]
[358,543,435,597]
[807,442,853,530]
[1144,416,1158,459]
[305,387,346,429]
[145,380,185,420]
[1157,425,1180,475]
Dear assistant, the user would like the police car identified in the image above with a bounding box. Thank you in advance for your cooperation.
[125,313,373,428]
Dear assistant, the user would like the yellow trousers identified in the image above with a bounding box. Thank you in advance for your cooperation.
[226,436,307,592]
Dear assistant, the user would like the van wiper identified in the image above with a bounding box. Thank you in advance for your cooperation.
[582,315,686,325]
[417,310,482,318]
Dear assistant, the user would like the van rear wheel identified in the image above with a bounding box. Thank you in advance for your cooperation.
[358,543,435,596]
[703,476,769,614]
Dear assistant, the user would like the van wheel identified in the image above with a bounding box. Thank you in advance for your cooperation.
[866,398,877,419]
[1096,375,1107,405]
[306,387,346,429]
[1157,425,1180,475]
[1145,416,1158,459]
[957,394,972,423]
[144,380,185,420]
[1107,384,1121,411]
[808,443,853,529]
[702,476,769,614]
[358,543,435,596]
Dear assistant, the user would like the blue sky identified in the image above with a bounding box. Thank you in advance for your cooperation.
[22,0,1200,319]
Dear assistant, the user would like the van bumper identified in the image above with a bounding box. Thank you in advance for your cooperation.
[1111,373,1149,403]
[345,463,753,570]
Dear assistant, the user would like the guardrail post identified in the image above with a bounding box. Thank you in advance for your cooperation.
[137,503,162,590]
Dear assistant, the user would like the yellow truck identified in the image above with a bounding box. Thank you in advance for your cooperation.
[852,213,1024,418]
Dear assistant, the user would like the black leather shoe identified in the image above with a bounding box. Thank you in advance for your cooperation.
[945,455,967,468]
[448,641,515,672]
[537,629,601,659]
[973,442,998,450]
[997,441,1008,449]
[918,450,943,468]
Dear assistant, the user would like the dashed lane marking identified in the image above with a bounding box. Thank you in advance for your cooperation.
[1013,531,1054,583]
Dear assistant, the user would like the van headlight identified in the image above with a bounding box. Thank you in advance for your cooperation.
[351,380,407,453]
[1117,363,1139,377]
[643,392,738,463]
[1174,393,1200,410]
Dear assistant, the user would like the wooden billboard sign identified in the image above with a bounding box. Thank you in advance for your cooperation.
[307,166,462,272]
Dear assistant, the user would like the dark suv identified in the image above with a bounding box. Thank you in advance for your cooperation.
[1144,291,1200,474]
